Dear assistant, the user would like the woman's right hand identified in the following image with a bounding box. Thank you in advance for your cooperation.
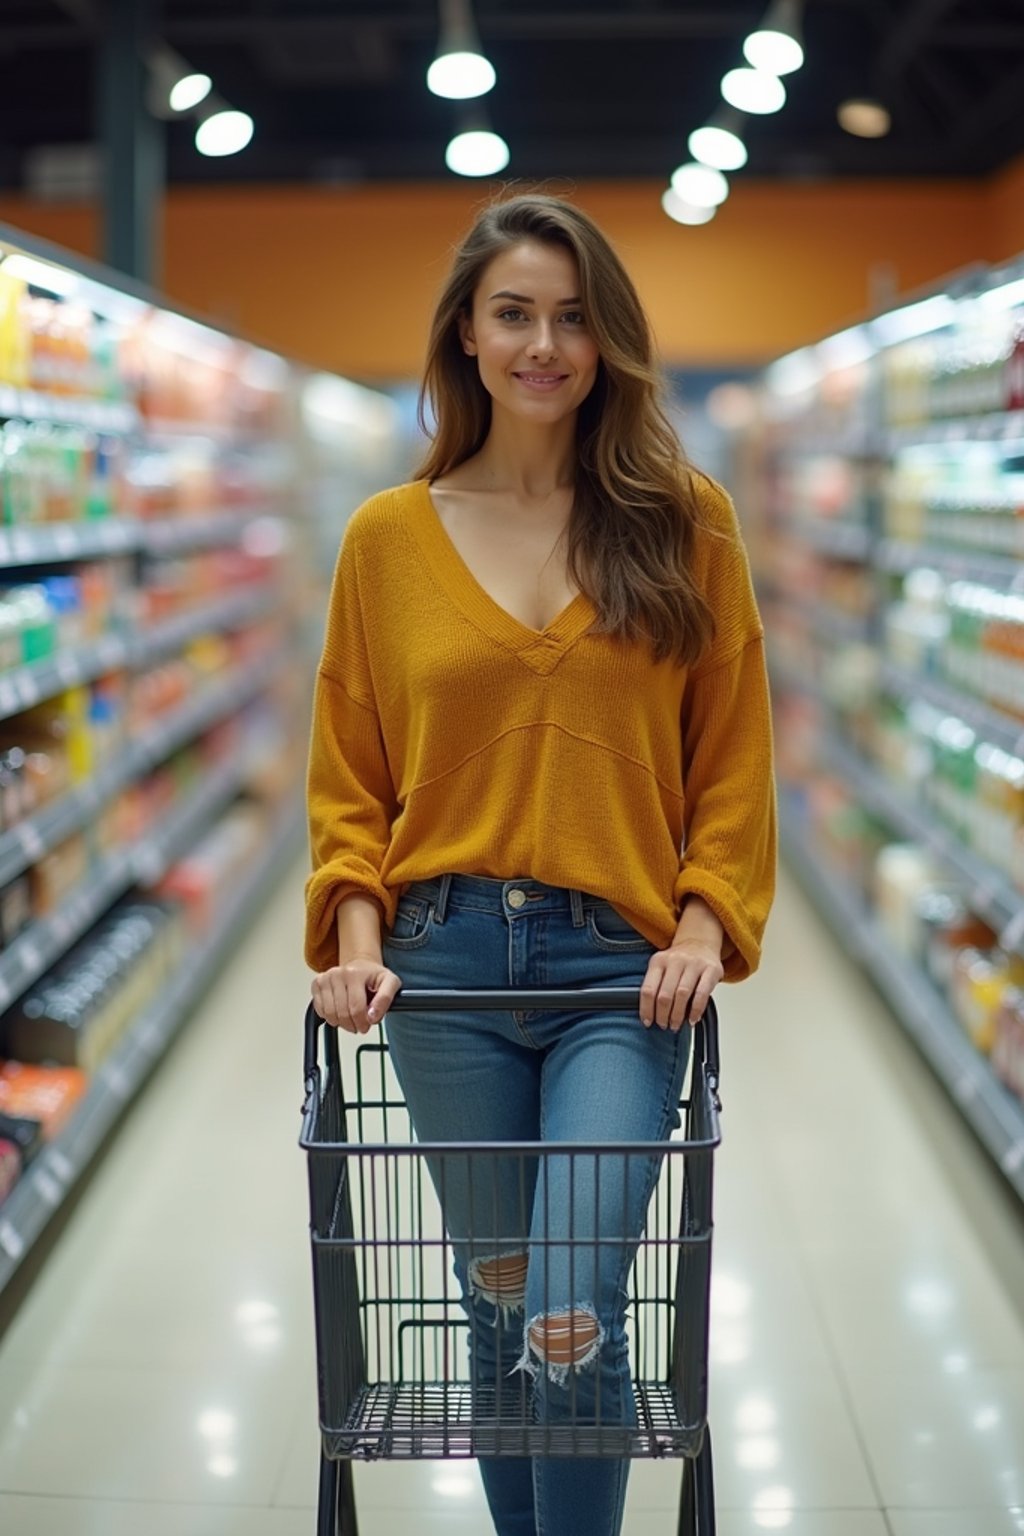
[312,957,403,1034]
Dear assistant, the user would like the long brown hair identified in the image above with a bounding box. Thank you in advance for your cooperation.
[415,192,716,667]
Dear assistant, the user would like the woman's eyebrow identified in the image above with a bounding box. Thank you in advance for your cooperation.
[488,290,582,304]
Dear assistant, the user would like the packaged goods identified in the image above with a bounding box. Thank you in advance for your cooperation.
[0,874,31,950]
[914,890,997,991]
[0,899,183,1071]
[0,1061,86,1141]
[992,987,1024,1101]
[0,1137,21,1205]
[0,1109,43,1167]
[951,947,1011,1054]
[874,844,940,957]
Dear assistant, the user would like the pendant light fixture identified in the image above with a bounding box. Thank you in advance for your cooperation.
[428,0,496,100]
[689,107,748,172]
[743,0,805,76]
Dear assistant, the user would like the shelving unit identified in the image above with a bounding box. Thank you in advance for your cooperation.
[749,251,1024,1205]
[0,796,303,1288]
[780,798,1024,1198]
[0,714,282,1014]
[0,583,280,723]
[0,510,266,568]
[0,219,404,1290]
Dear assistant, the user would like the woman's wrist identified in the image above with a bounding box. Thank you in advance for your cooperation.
[335,891,384,967]
[671,895,725,953]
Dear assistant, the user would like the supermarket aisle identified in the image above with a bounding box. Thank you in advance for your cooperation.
[0,859,1023,1536]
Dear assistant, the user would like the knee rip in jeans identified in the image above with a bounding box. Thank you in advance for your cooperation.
[515,1304,604,1389]
[469,1253,528,1323]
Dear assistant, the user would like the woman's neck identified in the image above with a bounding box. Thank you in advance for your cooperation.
[469,409,577,500]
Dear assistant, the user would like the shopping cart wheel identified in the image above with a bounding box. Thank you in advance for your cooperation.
[678,1427,716,1535]
[317,1450,358,1536]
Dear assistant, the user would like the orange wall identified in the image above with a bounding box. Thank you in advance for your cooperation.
[2,161,1022,381]
[990,155,1024,264]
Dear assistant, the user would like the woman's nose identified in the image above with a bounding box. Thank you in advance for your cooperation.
[526,325,557,359]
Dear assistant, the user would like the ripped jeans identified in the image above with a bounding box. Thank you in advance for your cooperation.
[382,873,691,1536]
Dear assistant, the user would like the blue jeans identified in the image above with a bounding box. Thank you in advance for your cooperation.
[382,873,691,1536]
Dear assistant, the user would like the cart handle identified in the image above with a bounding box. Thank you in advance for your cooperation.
[304,986,720,1104]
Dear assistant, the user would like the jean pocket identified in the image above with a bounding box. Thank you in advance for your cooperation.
[585,901,653,953]
[384,895,435,948]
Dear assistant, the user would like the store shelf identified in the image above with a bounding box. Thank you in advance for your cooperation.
[780,797,1024,1202]
[887,410,1024,452]
[794,520,873,562]
[0,634,129,721]
[0,724,274,1014]
[823,735,1024,958]
[0,384,139,436]
[767,649,821,699]
[877,539,1022,586]
[0,583,279,723]
[133,584,279,667]
[0,511,264,568]
[0,520,137,567]
[0,650,282,887]
[878,659,1024,757]
[792,597,873,646]
[0,794,304,1291]
[141,512,266,555]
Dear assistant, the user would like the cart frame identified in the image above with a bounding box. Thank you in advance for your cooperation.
[301,985,722,1536]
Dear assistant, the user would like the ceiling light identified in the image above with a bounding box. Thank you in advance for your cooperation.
[169,73,212,113]
[195,110,254,158]
[838,98,892,138]
[744,0,805,76]
[428,51,496,99]
[661,188,716,226]
[670,162,729,209]
[445,129,509,177]
[722,68,786,114]
[689,125,748,172]
[428,0,495,99]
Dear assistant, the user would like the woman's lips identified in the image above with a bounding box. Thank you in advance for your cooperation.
[512,372,569,390]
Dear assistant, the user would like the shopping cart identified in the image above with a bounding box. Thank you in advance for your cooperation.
[301,985,723,1536]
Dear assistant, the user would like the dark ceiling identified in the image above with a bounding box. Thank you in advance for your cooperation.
[2,0,1024,191]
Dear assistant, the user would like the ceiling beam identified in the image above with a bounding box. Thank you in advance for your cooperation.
[949,54,1024,151]
[167,11,761,44]
[934,24,1024,48]
[875,0,961,76]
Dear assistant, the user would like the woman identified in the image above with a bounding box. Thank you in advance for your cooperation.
[305,192,776,1536]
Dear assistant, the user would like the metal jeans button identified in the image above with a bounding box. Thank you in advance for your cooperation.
[507,888,527,909]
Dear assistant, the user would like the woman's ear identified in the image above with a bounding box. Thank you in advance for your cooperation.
[457,310,478,357]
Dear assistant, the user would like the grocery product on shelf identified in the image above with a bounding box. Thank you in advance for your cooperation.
[0,899,184,1071]
[0,1061,87,1143]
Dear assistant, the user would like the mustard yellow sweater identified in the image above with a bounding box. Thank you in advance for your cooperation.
[305,474,776,981]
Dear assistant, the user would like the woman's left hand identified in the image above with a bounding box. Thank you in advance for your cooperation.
[639,938,724,1031]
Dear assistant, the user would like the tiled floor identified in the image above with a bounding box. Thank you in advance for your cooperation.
[1,857,1023,1536]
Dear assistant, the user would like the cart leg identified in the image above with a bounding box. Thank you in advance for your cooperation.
[677,1427,715,1536]
[318,1451,359,1536]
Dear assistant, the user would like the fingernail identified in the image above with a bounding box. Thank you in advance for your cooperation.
[641,1017,651,1028]
[367,1007,376,1020]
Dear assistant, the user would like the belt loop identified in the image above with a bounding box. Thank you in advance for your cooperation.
[433,873,453,924]
[570,888,585,928]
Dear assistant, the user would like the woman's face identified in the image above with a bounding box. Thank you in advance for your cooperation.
[458,240,601,425]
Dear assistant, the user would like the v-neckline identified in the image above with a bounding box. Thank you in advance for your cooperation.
[410,478,596,673]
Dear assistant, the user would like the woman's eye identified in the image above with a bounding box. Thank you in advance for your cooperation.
[561,312,585,326]
[497,308,525,322]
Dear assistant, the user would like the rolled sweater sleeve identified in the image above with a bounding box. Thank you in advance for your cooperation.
[304,520,398,974]
[673,480,777,981]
